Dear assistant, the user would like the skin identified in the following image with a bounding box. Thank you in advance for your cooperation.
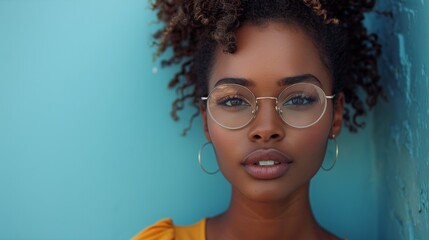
[201,21,345,240]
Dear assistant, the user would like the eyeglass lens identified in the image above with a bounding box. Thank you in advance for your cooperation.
[206,83,328,129]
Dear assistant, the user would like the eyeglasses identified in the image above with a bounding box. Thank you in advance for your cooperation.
[201,83,335,129]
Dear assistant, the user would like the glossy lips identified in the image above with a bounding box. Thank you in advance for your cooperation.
[241,149,292,180]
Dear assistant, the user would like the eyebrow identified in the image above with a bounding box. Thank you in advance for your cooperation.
[278,74,322,86]
[214,77,251,87]
[213,74,322,87]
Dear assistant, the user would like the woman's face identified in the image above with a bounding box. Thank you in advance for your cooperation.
[201,21,344,202]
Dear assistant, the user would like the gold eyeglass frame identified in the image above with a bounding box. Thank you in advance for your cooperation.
[201,83,335,130]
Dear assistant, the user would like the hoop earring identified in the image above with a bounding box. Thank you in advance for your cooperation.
[198,142,219,175]
[321,135,339,171]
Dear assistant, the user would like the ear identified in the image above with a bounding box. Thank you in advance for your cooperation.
[200,105,212,141]
[330,92,345,138]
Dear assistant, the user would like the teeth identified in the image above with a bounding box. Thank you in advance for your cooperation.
[257,160,277,166]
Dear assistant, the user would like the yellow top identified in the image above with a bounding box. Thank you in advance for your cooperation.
[132,218,206,240]
[133,218,348,240]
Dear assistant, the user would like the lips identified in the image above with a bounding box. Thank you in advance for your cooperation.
[241,149,293,180]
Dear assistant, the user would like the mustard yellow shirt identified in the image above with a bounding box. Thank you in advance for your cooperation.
[132,218,206,240]
[133,218,349,240]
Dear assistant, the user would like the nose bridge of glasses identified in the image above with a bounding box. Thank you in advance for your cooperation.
[254,96,280,114]
[256,96,278,101]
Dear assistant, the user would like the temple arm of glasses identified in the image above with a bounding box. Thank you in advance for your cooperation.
[326,95,335,99]
[201,97,208,101]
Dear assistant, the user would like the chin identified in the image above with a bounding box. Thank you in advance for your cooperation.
[238,180,307,203]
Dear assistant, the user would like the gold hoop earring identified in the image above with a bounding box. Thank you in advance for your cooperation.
[198,142,219,175]
[321,135,339,171]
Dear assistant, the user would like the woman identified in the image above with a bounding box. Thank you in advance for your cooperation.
[134,0,383,239]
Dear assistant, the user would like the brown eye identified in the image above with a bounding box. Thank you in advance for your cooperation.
[217,96,251,107]
[283,95,315,106]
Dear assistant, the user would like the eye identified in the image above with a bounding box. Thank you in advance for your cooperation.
[283,95,315,106]
[217,96,251,107]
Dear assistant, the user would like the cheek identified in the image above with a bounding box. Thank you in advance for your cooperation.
[291,106,333,172]
[207,118,247,177]
[297,130,328,167]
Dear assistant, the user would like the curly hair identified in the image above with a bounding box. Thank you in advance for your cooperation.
[151,0,384,135]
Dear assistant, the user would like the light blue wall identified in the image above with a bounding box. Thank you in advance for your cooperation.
[372,0,429,239]
[0,1,379,239]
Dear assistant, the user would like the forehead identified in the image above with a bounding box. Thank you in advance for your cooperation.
[209,21,332,92]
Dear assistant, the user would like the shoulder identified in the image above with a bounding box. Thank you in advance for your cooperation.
[132,218,174,240]
[132,218,206,240]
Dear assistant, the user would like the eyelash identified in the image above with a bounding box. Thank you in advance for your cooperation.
[217,96,250,107]
[283,95,316,106]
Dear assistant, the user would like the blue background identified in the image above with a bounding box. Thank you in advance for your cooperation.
[0,0,427,239]
[370,0,429,239]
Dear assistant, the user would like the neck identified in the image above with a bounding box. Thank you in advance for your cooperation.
[208,183,325,240]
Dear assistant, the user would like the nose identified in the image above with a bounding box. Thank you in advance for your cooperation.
[248,99,285,142]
